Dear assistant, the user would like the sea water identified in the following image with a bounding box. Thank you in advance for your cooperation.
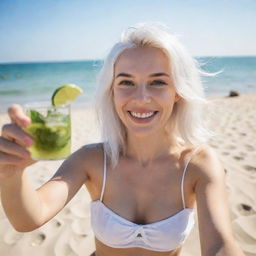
[198,56,256,96]
[0,57,256,112]
[0,60,102,112]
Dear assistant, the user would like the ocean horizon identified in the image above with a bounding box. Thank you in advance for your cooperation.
[1,56,256,113]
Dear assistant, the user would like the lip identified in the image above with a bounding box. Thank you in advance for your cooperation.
[127,111,158,123]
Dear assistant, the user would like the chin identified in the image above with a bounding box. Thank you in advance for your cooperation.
[126,126,160,138]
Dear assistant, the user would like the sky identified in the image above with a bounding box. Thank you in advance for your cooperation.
[0,0,256,63]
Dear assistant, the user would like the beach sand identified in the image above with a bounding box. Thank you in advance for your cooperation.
[0,94,255,256]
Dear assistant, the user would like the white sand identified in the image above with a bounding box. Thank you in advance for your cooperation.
[0,94,255,256]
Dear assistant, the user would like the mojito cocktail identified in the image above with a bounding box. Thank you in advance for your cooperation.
[24,102,71,160]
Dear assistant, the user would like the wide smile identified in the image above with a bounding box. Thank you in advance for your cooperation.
[127,111,158,123]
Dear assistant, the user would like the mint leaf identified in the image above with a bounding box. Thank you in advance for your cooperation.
[34,126,70,151]
[29,110,45,124]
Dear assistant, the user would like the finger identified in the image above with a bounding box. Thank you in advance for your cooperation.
[8,104,31,127]
[0,137,31,159]
[1,124,34,147]
[0,151,25,165]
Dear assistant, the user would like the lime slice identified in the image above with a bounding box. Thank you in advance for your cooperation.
[51,84,83,106]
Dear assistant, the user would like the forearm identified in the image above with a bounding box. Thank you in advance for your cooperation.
[205,240,245,256]
[0,171,43,232]
[216,242,245,256]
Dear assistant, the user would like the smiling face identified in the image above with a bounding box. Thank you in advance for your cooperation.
[112,46,180,137]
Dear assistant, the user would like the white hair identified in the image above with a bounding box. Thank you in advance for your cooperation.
[95,22,215,168]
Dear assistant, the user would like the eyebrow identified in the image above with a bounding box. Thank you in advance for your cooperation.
[115,72,170,78]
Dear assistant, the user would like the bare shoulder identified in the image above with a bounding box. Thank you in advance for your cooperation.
[190,144,226,187]
[74,142,104,178]
[79,142,104,155]
[50,142,104,181]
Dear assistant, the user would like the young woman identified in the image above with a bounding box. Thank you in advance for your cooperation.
[0,24,245,256]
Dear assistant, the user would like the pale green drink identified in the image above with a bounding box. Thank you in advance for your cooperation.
[24,102,71,160]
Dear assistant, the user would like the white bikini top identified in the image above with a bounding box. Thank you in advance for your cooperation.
[90,147,200,252]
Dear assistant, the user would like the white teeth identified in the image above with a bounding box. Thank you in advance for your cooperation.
[130,111,155,118]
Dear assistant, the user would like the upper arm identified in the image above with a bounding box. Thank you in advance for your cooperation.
[194,145,237,255]
[36,143,101,226]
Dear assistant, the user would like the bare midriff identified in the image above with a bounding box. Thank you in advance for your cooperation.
[92,238,182,256]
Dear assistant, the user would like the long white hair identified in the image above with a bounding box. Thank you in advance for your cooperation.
[95,22,215,168]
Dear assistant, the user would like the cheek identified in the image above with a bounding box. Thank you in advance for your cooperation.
[157,90,176,106]
[113,89,132,108]
[113,90,128,118]
[157,91,177,118]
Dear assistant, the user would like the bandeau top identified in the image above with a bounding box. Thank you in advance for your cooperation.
[91,147,200,252]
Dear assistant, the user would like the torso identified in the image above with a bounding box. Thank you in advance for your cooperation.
[84,142,201,256]
[92,240,183,256]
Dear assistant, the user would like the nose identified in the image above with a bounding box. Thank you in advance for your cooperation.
[133,85,151,104]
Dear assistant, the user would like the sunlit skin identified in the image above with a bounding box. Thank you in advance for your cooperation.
[113,46,181,167]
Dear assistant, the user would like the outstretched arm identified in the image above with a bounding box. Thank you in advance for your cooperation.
[0,104,92,232]
[1,145,90,232]
[194,145,245,256]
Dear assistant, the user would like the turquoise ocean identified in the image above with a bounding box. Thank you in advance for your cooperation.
[0,57,256,113]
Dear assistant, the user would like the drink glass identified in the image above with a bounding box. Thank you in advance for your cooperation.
[23,102,71,160]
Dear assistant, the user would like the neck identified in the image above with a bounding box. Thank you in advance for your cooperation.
[124,130,181,167]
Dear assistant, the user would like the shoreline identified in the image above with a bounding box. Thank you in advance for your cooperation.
[0,92,254,114]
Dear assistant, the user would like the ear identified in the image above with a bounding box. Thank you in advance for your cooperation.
[174,93,181,103]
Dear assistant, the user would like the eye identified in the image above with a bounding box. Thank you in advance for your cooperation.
[118,80,135,86]
[150,80,167,86]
